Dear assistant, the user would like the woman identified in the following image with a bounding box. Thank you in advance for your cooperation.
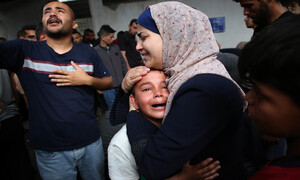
[111,2,246,179]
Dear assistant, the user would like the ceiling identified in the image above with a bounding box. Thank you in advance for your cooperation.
[0,0,148,18]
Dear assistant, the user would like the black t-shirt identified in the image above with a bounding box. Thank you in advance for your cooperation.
[118,31,142,68]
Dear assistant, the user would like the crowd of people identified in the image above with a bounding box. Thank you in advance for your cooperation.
[0,0,300,179]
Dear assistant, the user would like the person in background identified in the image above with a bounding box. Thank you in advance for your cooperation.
[36,22,47,41]
[82,28,96,47]
[17,25,37,41]
[238,14,300,179]
[282,0,300,14]
[95,25,128,109]
[118,19,142,69]
[72,29,83,44]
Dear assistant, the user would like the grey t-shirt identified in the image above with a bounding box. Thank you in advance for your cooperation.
[0,69,19,122]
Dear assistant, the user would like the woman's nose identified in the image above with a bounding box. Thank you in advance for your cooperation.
[136,40,143,52]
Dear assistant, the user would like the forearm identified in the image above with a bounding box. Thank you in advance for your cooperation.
[109,87,130,126]
[121,51,131,69]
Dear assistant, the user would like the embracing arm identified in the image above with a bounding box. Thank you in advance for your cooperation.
[127,75,243,179]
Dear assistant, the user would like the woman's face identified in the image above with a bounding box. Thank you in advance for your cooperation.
[136,24,163,70]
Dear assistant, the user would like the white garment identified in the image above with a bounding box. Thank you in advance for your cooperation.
[108,125,139,180]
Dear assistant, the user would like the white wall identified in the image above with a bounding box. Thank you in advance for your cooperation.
[0,0,42,40]
[0,0,253,48]
[88,0,254,48]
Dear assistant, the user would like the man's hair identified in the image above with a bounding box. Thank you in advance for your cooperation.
[117,31,124,39]
[281,0,300,7]
[72,29,81,35]
[238,15,300,106]
[98,25,116,37]
[35,22,45,41]
[129,19,137,26]
[43,0,76,20]
[84,28,94,36]
[17,25,36,38]
[0,37,7,42]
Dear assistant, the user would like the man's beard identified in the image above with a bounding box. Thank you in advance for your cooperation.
[253,1,269,27]
[46,28,69,39]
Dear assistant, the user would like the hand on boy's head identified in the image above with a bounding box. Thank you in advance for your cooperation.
[121,66,150,93]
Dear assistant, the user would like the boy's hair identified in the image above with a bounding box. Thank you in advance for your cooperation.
[98,25,116,37]
[238,15,300,106]
[131,69,165,96]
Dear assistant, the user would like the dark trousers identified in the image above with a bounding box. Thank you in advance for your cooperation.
[0,115,34,180]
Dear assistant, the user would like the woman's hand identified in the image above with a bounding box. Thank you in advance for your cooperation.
[121,66,150,93]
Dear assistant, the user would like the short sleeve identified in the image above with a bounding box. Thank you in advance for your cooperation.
[91,49,111,78]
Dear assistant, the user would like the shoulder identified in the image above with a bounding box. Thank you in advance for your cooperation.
[109,125,130,150]
[175,74,243,107]
[178,74,238,93]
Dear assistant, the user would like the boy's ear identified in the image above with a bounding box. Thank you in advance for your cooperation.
[129,94,139,110]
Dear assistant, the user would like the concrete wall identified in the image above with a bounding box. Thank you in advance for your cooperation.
[88,0,253,48]
[0,0,253,48]
[0,0,43,40]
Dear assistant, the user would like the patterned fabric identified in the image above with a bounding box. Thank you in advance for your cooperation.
[149,1,245,118]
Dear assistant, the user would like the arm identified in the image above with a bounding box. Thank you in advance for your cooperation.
[49,61,113,90]
[121,50,131,70]
[118,35,131,69]
[109,87,130,126]
[127,75,243,179]
[0,39,25,72]
[120,51,128,76]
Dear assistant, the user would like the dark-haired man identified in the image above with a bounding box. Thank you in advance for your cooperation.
[17,25,37,41]
[95,25,127,109]
[72,29,82,44]
[233,0,291,36]
[282,0,300,14]
[0,1,113,179]
[82,28,96,47]
[118,19,142,69]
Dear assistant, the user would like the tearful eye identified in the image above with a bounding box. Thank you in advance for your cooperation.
[142,88,151,92]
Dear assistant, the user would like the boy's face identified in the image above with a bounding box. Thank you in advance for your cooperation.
[130,71,169,126]
[246,80,300,137]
